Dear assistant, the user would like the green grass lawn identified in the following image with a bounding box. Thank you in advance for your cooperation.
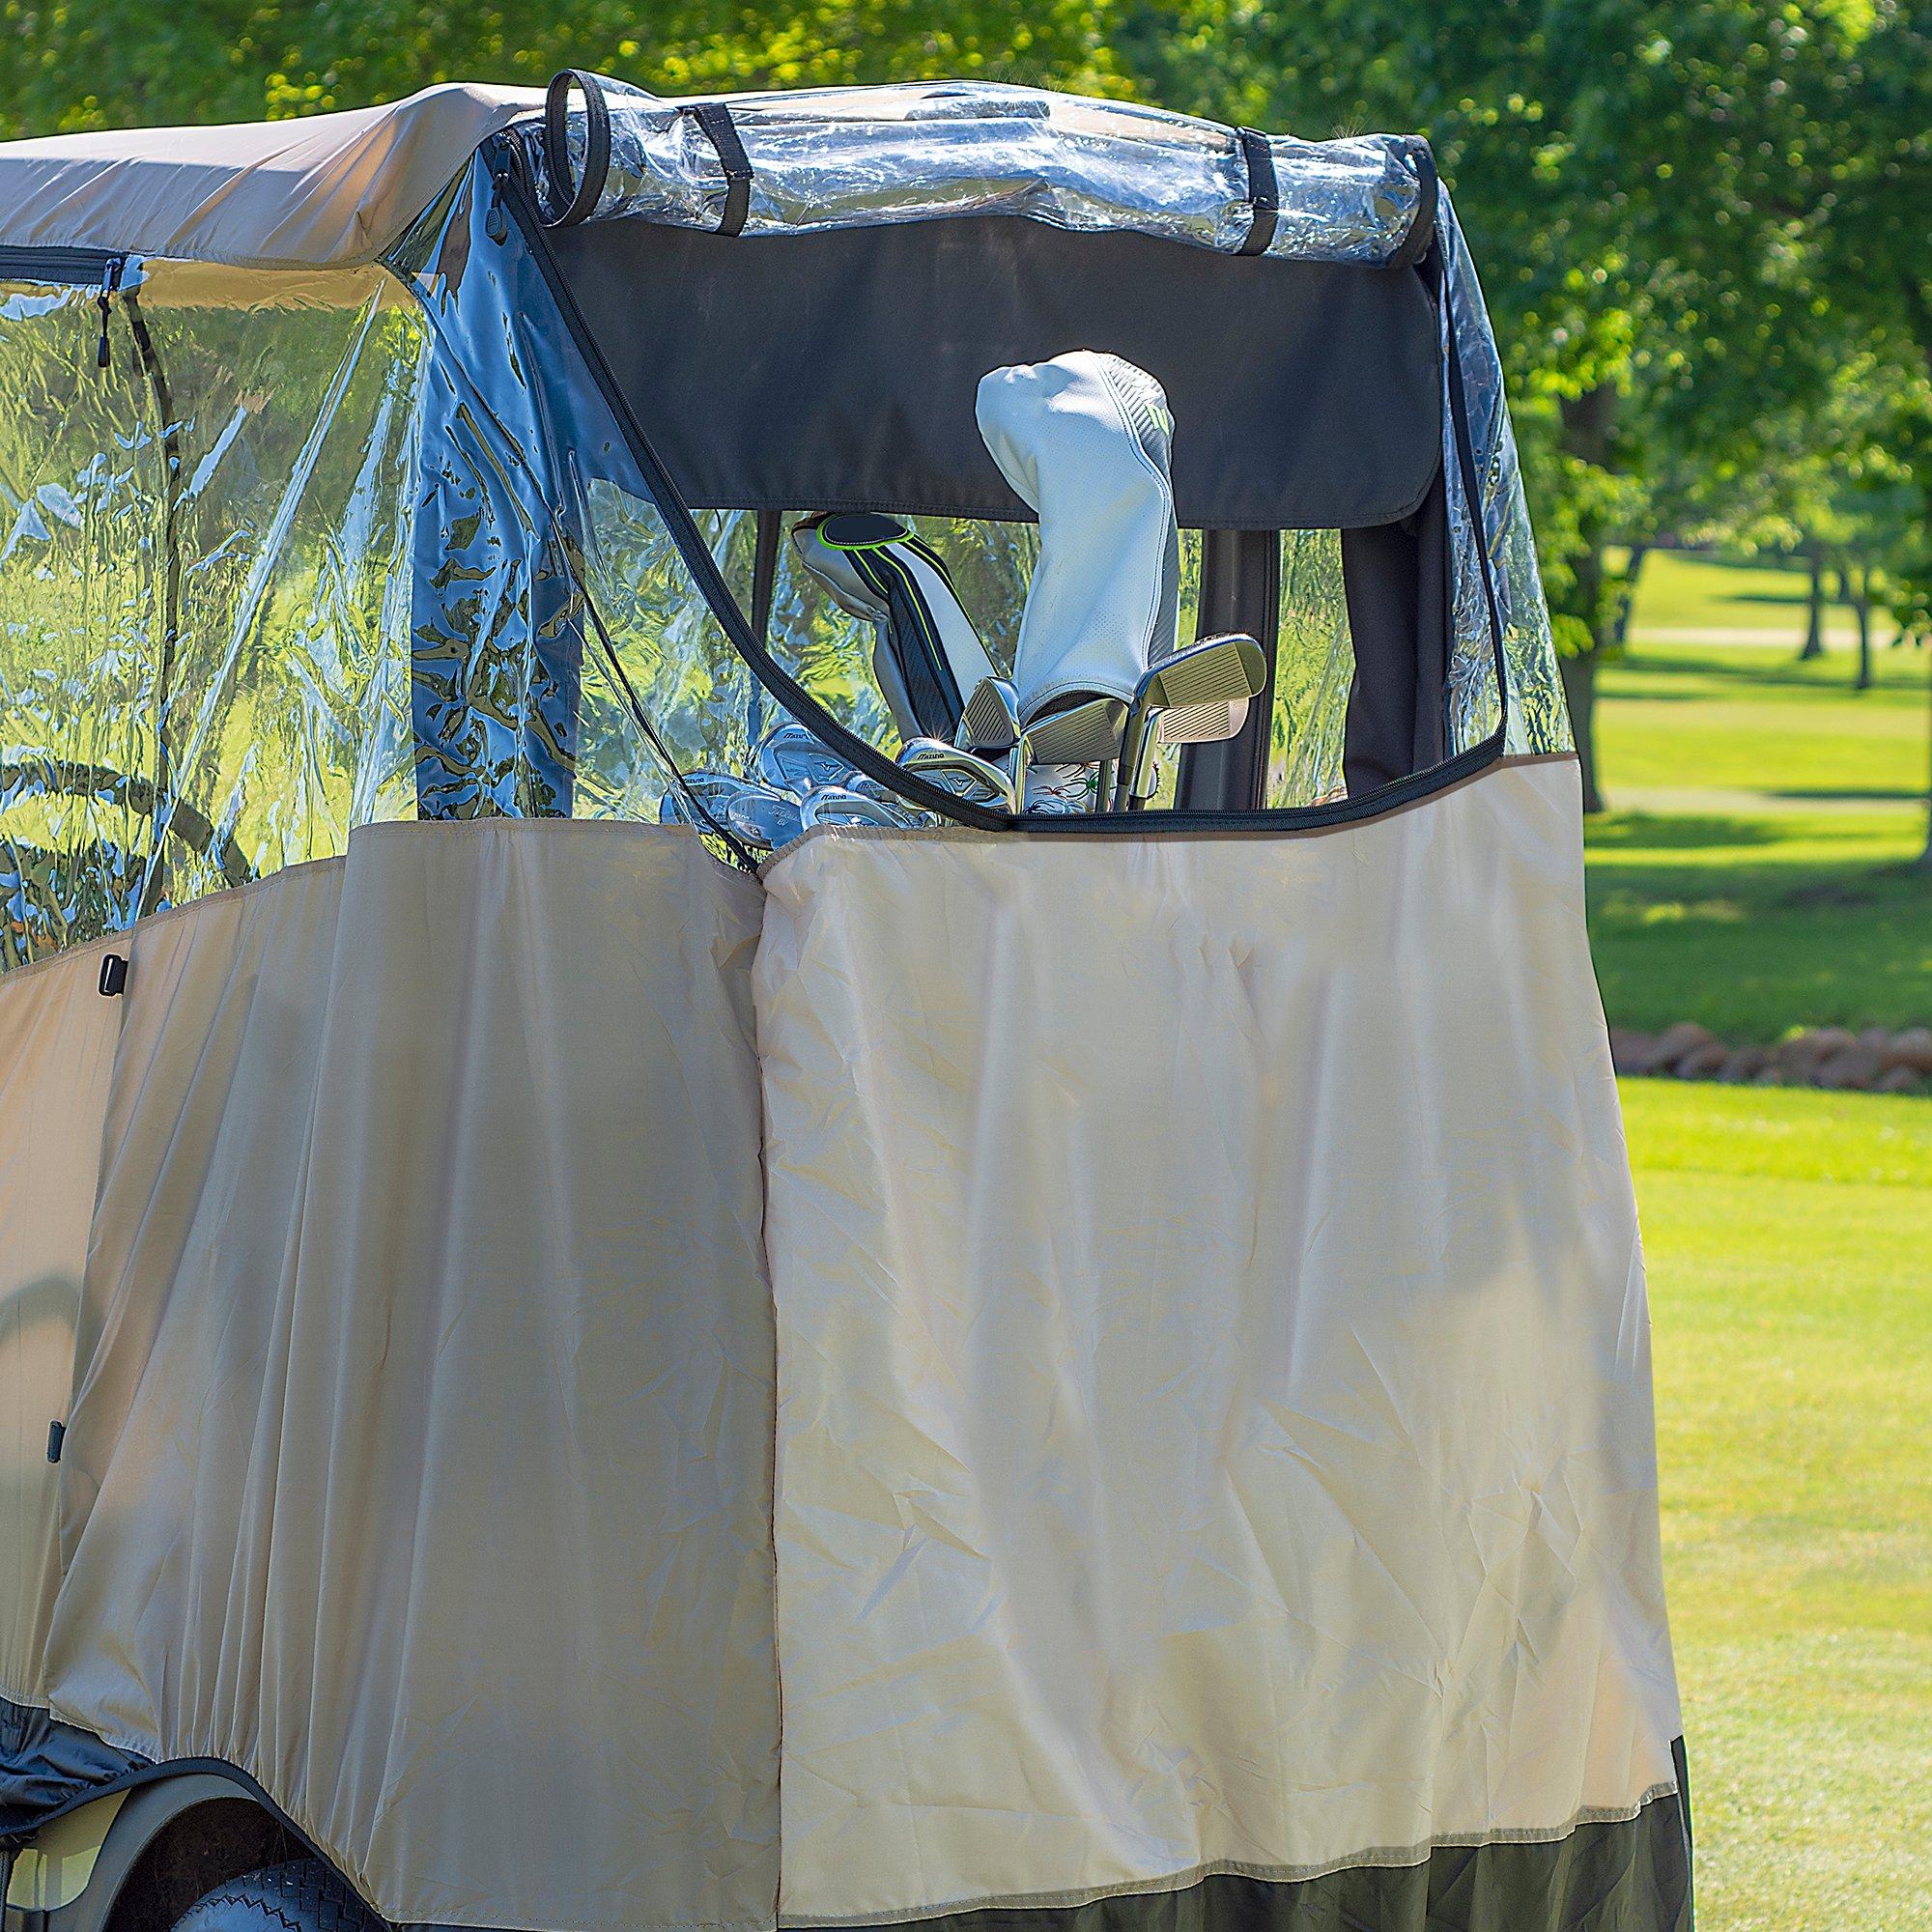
[1589,559,1929,1923]
[1585,551,1932,1039]
[1628,1079,1932,1929]
[1610,548,1875,642]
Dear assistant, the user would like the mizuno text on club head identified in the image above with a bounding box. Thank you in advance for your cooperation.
[1114,634,1267,810]
[753,720,860,798]
[800,786,930,830]
[898,737,1020,811]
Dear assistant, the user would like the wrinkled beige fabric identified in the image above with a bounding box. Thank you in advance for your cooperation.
[0,83,540,270]
[4,762,1683,1932]
[756,758,1680,1925]
[44,825,778,1932]
[0,942,120,1705]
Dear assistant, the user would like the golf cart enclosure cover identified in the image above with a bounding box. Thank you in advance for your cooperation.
[0,71,1686,1932]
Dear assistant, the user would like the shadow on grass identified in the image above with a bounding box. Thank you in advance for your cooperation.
[1771,786,1924,804]
[1616,651,1862,696]
[1586,812,1781,852]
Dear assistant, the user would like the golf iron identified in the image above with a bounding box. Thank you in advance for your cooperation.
[1113,634,1267,810]
[957,675,1028,811]
[899,736,1021,811]
[1019,694,1129,813]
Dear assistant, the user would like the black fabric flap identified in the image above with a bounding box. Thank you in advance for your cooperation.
[547,213,1441,530]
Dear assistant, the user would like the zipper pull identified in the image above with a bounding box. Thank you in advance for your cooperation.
[95,255,126,370]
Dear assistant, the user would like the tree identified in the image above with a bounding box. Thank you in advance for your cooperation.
[1117,0,1842,810]
[0,2,1130,133]
[1795,1,1932,860]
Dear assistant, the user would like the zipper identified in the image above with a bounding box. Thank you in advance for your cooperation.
[0,248,131,372]
[0,244,126,285]
[486,136,1009,831]
[95,255,126,368]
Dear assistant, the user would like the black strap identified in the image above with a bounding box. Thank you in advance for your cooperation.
[751,510,782,646]
[541,70,611,229]
[1236,128,1278,257]
[688,103,753,238]
[1389,137,1438,270]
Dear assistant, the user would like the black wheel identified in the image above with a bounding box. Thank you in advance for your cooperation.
[170,1860,383,1932]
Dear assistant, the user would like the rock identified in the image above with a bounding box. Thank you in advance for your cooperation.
[1777,1027,1853,1075]
[1674,1041,1730,1079]
[1716,1046,1771,1083]
[1860,1026,1893,1055]
[1884,1026,1932,1075]
[1608,1029,1655,1076]
[1752,1065,1785,1086]
[1874,1065,1926,1095]
[1642,1021,1718,1075]
[1814,1043,1884,1091]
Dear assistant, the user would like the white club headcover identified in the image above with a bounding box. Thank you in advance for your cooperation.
[976,351,1180,724]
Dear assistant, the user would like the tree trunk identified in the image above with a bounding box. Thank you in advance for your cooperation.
[1854,564,1873,692]
[1799,541,1827,660]
[1921,647,1932,870]
[1612,541,1651,647]
[1554,385,1617,814]
[1559,650,1605,814]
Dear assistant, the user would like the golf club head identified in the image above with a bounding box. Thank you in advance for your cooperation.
[958,677,1030,810]
[800,786,930,830]
[753,721,858,798]
[660,773,803,851]
[660,771,764,830]
[1116,633,1267,809]
[1156,696,1250,745]
[899,737,1019,810]
[957,676,1021,755]
[724,781,807,852]
[1020,695,1128,767]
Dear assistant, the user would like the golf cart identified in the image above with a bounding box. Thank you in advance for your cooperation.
[0,71,1690,1932]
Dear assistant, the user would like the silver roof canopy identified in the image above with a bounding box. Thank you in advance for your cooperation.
[526,73,1430,266]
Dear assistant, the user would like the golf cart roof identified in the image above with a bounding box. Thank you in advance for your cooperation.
[0,83,543,270]
[0,74,1430,275]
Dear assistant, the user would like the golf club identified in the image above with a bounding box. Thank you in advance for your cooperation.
[660,773,806,852]
[957,676,1028,811]
[898,737,1020,811]
[800,787,930,830]
[753,720,862,798]
[1113,634,1267,810]
[1020,695,1129,814]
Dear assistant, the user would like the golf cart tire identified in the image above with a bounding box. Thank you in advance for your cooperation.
[169,1862,381,1932]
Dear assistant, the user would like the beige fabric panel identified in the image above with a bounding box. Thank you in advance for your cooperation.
[756,758,1681,1925]
[0,83,540,270]
[0,943,120,1705]
[44,824,778,1932]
